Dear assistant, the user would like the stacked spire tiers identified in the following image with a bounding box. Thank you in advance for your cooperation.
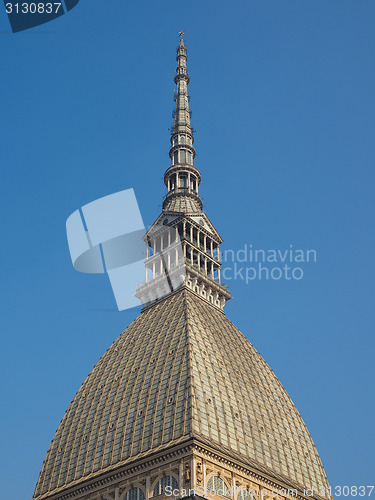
[164,33,201,212]
[135,33,231,310]
[33,35,331,500]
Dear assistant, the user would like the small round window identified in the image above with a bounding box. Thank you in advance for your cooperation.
[163,219,169,225]
[199,219,204,226]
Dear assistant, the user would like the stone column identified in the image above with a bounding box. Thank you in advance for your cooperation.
[179,460,184,491]
[203,462,207,491]
[146,476,151,500]
[145,245,149,283]
[191,457,197,493]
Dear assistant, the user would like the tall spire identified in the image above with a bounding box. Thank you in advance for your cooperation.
[164,32,201,213]
[171,32,194,142]
[135,33,231,310]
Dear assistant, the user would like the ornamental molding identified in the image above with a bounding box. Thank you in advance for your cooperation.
[34,442,194,500]
[33,433,328,500]
[190,440,327,500]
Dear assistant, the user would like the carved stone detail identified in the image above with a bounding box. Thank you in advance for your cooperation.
[184,462,191,483]
[196,461,203,486]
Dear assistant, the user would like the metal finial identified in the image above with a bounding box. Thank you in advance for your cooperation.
[179,30,185,38]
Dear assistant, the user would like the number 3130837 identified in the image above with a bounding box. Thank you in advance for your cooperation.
[5,3,62,14]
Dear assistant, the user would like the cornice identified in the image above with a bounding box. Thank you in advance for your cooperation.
[33,440,194,500]
[189,438,330,500]
[39,436,329,500]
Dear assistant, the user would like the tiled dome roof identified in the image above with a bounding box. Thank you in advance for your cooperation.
[162,193,202,213]
[34,289,329,499]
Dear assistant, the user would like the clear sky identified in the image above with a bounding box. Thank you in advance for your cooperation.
[0,1,374,499]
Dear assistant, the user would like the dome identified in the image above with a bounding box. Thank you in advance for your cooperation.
[34,289,329,499]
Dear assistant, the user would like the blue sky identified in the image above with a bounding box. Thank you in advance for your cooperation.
[0,1,374,499]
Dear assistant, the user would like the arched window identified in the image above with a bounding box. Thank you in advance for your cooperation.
[207,476,231,498]
[173,151,178,165]
[237,490,255,500]
[123,488,145,500]
[153,475,179,497]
